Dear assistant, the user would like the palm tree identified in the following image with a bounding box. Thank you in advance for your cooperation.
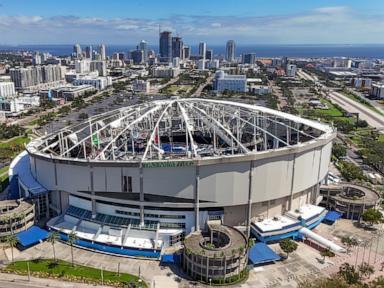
[47,231,60,262]
[6,234,18,262]
[67,232,78,267]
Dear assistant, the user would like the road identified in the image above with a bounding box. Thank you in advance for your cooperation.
[192,74,214,97]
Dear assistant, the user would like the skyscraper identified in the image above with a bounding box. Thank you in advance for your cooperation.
[98,44,106,61]
[159,31,172,63]
[85,46,93,59]
[172,36,183,59]
[199,42,207,59]
[73,44,82,58]
[225,40,236,62]
[139,40,148,62]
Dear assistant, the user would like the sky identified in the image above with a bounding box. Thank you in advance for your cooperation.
[0,0,384,45]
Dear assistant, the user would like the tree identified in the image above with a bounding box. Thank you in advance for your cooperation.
[5,234,18,262]
[361,208,383,226]
[332,143,347,159]
[67,232,78,267]
[47,231,60,262]
[320,248,335,263]
[338,263,361,285]
[279,238,298,259]
[339,161,365,182]
[341,236,359,254]
[358,262,375,279]
[298,276,350,288]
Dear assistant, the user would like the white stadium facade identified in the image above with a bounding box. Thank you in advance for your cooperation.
[11,98,335,257]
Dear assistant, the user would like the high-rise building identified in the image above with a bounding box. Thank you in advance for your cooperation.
[285,64,297,78]
[85,46,93,59]
[75,59,91,73]
[159,31,172,63]
[183,46,190,60]
[243,53,256,64]
[225,40,236,62]
[98,44,106,61]
[205,49,213,61]
[91,61,107,77]
[199,42,207,59]
[112,52,125,61]
[73,44,82,58]
[172,36,183,59]
[10,65,64,89]
[130,49,144,65]
[139,40,148,62]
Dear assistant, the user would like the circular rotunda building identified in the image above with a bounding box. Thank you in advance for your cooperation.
[14,98,335,256]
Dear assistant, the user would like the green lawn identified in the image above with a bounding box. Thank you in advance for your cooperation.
[4,259,146,287]
[0,136,30,148]
[315,99,344,117]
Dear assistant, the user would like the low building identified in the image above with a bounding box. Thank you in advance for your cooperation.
[132,79,150,93]
[40,85,96,101]
[213,70,247,93]
[73,76,112,90]
[0,96,40,114]
[249,85,272,95]
[151,66,180,78]
[370,83,384,98]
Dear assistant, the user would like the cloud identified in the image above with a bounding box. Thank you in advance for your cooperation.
[0,6,383,45]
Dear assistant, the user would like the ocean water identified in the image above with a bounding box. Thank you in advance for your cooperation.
[0,44,383,59]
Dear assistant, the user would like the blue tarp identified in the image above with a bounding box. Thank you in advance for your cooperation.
[160,253,182,264]
[323,211,343,224]
[16,226,49,248]
[248,242,281,265]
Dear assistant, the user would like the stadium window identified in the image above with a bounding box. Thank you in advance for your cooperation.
[122,176,133,192]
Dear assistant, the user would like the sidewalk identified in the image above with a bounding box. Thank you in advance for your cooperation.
[0,272,108,288]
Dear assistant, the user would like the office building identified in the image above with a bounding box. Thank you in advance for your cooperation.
[199,42,207,59]
[243,53,256,64]
[225,40,236,62]
[172,57,180,68]
[197,59,205,70]
[73,76,112,90]
[213,70,246,92]
[183,46,190,60]
[205,49,213,61]
[159,31,172,62]
[112,52,125,61]
[130,49,144,65]
[350,78,372,89]
[172,36,183,59]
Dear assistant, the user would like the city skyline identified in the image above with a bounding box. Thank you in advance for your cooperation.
[0,0,384,45]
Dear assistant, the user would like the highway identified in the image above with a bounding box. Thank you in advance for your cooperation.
[299,69,384,129]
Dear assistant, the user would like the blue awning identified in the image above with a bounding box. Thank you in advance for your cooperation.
[160,253,181,264]
[16,226,49,248]
[249,242,281,265]
[323,211,342,224]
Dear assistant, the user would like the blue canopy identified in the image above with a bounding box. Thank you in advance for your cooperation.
[16,226,49,248]
[160,253,181,264]
[323,211,342,224]
[248,242,281,265]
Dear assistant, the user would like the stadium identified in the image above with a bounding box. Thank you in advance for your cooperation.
[11,98,336,257]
